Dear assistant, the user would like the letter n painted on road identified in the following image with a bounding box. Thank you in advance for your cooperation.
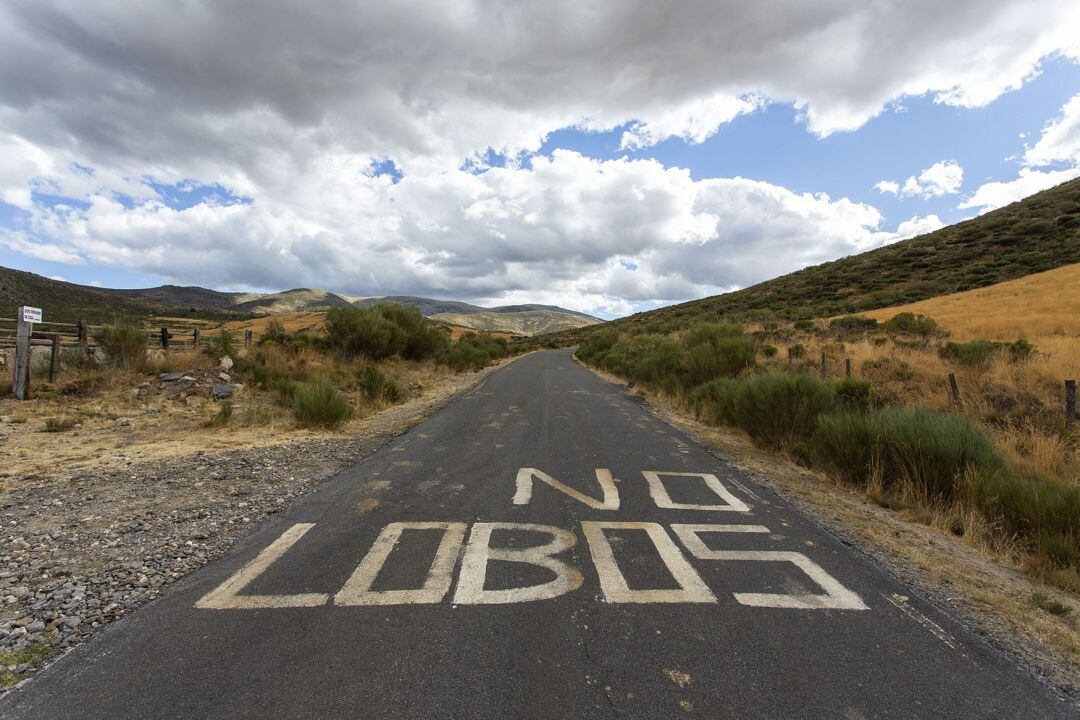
[512,468,619,510]
[582,522,715,604]
[195,524,329,609]
[335,522,467,605]
[453,523,583,604]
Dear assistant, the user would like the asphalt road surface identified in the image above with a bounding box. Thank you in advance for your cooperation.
[1,350,1071,719]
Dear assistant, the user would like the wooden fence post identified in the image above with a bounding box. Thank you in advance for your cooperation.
[820,350,827,378]
[77,318,87,345]
[244,329,253,348]
[948,372,961,405]
[845,358,852,378]
[12,307,32,400]
[160,326,170,349]
[1067,379,1077,429]
[193,327,201,350]
[49,333,61,383]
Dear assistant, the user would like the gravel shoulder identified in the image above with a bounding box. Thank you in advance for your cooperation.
[0,357,518,689]
[581,360,1080,703]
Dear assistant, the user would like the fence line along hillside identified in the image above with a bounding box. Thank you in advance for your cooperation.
[0,312,262,398]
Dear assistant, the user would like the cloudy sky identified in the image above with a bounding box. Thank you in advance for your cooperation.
[1,1,1078,318]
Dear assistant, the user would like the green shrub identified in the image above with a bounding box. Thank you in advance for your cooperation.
[373,303,449,360]
[793,320,815,332]
[788,344,805,359]
[576,328,619,364]
[685,337,757,385]
[291,379,353,428]
[1005,338,1036,362]
[326,304,448,361]
[761,344,778,358]
[272,377,300,406]
[439,332,509,372]
[94,324,146,370]
[325,306,407,360]
[43,417,78,433]
[939,340,998,368]
[358,365,404,403]
[626,335,686,392]
[691,372,837,449]
[876,407,1004,502]
[683,322,744,349]
[203,330,238,360]
[884,312,939,336]
[861,357,912,381]
[829,315,878,337]
[834,377,874,411]
[441,341,487,372]
[807,410,881,485]
[258,320,289,346]
[233,357,271,388]
[975,470,1080,567]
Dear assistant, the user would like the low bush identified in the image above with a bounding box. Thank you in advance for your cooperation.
[203,330,238,360]
[691,372,837,449]
[94,324,146,370]
[806,410,880,485]
[357,364,404,403]
[884,312,940,336]
[829,315,878,337]
[326,306,407,360]
[233,356,271,388]
[291,379,353,428]
[939,340,999,368]
[440,332,510,371]
[43,417,78,433]
[761,344,778,358]
[834,377,875,411]
[271,377,300,406]
[326,304,448,361]
[876,407,1004,502]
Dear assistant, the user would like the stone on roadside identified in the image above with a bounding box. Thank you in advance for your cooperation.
[211,385,235,400]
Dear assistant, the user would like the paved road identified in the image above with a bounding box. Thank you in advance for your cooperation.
[1,350,1070,719]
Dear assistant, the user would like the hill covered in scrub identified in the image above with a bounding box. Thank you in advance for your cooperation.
[0,268,237,323]
[550,177,1080,342]
[0,267,602,335]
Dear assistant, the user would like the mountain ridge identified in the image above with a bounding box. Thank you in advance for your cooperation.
[0,269,601,335]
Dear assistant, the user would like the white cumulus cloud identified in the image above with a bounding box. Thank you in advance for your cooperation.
[1024,93,1080,167]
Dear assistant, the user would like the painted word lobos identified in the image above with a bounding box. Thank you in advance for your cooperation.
[196,521,868,611]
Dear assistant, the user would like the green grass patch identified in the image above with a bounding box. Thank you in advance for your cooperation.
[291,380,353,428]
[0,642,57,690]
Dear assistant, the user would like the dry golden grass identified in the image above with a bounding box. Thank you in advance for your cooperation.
[861,262,1080,343]
[223,311,328,335]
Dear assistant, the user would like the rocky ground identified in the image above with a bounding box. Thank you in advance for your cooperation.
[0,359,512,688]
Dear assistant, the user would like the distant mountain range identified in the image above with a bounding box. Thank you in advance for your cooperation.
[0,270,602,335]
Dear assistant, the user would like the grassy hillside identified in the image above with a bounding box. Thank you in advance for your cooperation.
[553,177,1079,342]
[861,263,1080,343]
[234,288,353,315]
[0,267,237,323]
[431,309,599,335]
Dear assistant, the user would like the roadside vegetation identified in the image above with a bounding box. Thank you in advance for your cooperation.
[2,303,514,443]
[577,311,1080,593]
